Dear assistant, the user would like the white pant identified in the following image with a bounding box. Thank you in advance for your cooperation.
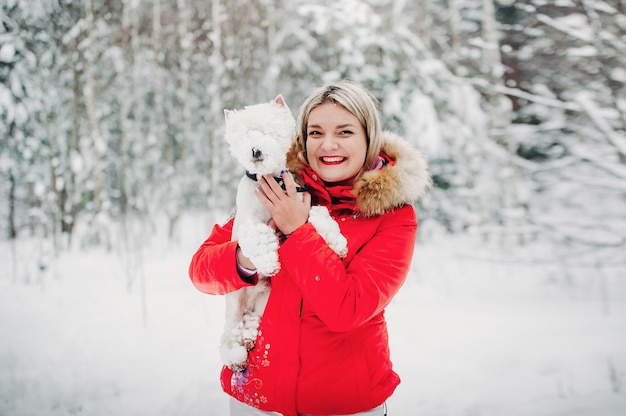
[229,397,387,416]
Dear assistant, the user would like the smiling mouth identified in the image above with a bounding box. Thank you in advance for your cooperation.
[320,156,346,165]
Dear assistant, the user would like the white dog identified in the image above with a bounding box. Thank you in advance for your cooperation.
[221,95,348,371]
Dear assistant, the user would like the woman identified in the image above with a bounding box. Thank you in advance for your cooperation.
[189,81,431,416]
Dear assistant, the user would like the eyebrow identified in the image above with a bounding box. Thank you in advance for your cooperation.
[307,123,356,129]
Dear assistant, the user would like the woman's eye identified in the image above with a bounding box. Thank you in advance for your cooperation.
[339,130,353,136]
[307,130,322,137]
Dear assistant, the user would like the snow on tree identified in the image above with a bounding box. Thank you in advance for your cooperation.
[1,0,623,284]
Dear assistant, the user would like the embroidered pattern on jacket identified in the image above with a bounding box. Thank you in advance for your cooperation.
[230,331,271,408]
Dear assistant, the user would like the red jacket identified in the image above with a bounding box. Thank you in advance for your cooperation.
[189,131,431,415]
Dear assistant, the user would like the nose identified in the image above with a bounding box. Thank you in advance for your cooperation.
[252,147,262,159]
[320,135,338,150]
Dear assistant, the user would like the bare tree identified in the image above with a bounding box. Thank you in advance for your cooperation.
[83,0,105,216]
[481,0,527,244]
[207,0,226,223]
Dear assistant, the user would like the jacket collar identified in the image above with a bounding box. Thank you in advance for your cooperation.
[286,131,432,217]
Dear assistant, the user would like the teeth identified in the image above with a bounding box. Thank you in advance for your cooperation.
[322,156,344,162]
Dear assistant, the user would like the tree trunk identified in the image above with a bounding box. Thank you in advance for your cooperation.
[129,0,149,196]
[164,0,193,240]
[448,0,462,74]
[482,0,526,244]
[208,0,225,223]
[83,0,104,214]
[152,0,169,168]
[120,0,133,216]
[65,64,82,243]
[177,0,191,164]
[9,168,18,283]
[8,169,17,240]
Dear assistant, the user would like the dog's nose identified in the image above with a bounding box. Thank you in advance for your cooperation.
[252,147,262,159]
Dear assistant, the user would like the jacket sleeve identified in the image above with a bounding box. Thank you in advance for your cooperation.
[188,217,256,294]
[280,205,417,332]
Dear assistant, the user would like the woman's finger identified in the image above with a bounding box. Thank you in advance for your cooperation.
[256,186,273,208]
[261,174,287,200]
[255,178,276,204]
[281,171,298,198]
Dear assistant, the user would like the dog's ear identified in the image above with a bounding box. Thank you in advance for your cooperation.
[224,109,235,120]
[273,95,287,107]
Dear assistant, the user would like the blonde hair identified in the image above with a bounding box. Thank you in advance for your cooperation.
[295,80,383,178]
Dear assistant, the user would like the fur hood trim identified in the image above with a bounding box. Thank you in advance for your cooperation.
[286,131,432,217]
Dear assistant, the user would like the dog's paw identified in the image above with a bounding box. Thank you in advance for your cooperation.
[308,206,348,258]
[219,314,261,371]
[220,336,249,371]
[241,313,260,350]
[238,222,280,275]
[225,345,248,370]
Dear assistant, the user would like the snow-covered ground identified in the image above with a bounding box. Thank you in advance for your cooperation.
[1,214,625,416]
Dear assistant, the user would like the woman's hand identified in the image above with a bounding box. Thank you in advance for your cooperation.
[236,247,257,270]
[257,171,311,236]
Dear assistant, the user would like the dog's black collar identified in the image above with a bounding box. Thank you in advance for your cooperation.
[246,170,308,193]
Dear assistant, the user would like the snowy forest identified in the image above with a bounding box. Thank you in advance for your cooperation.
[1,0,626,415]
[1,0,624,267]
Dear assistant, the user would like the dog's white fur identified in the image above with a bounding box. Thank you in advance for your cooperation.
[221,96,348,371]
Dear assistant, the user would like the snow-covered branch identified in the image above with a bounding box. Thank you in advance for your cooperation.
[535,13,594,42]
[574,92,626,161]
[469,78,580,111]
